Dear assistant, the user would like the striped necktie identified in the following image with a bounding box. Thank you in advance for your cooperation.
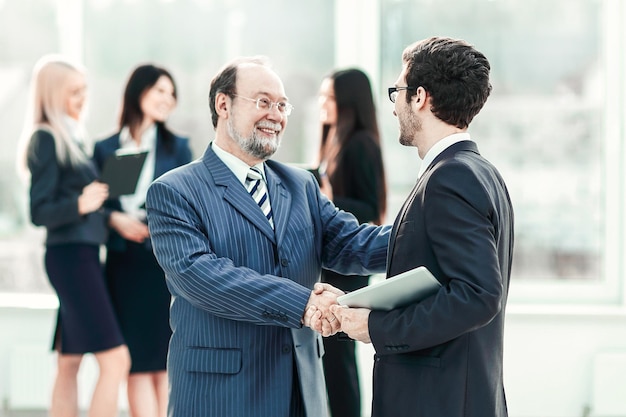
[246,167,274,229]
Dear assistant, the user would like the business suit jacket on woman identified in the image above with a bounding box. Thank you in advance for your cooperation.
[92,130,192,251]
[368,141,514,417]
[145,144,390,417]
[29,129,107,245]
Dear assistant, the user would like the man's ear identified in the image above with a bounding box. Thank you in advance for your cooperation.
[215,93,230,119]
[414,86,428,108]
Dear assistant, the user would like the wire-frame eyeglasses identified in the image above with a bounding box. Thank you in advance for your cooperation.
[232,94,294,116]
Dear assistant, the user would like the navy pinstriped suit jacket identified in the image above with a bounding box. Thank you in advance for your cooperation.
[145,144,390,417]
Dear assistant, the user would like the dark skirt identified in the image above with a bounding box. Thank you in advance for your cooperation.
[45,244,125,354]
[105,240,171,373]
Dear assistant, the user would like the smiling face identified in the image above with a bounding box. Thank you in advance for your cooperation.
[225,64,288,162]
[63,70,87,120]
[140,75,176,124]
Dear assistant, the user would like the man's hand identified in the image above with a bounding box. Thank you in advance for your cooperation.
[330,304,372,344]
[302,283,344,337]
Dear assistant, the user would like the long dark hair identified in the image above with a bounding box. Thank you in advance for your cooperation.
[119,64,177,151]
[319,68,387,224]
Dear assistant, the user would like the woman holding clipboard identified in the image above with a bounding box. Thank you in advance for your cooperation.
[93,64,192,417]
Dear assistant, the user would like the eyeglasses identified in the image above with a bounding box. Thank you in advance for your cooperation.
[232,94,294,116]
[388,86,416,103]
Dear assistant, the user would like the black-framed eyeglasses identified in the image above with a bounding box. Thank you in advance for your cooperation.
[232,94,294,116]
[388,86,416,103]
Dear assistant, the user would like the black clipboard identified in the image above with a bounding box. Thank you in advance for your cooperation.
[337,266,441,310]
[100,151,148,198]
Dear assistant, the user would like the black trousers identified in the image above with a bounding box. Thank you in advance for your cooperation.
[321,272,369,417]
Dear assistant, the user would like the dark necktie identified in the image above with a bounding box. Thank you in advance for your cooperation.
[246,167,274,229]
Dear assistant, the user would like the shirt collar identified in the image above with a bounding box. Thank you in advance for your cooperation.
[119,124,157,151]
[417,132,471,178]
[212,141,266,186]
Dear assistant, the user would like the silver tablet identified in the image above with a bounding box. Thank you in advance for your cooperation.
[337,266,441,311]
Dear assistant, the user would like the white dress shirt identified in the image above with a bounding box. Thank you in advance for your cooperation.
[211,141,268,185]
[417,132,471,178]
[118,124,157,220]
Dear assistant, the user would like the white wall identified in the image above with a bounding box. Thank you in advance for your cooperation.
[0,295,127,412]
[2,296,626,417]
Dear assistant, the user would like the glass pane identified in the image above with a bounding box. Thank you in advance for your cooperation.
[0,0,336,294]
[0,0,59,294]
[380,0,604,282]
[83,0,335,163]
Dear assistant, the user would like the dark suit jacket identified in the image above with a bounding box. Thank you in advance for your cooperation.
[322,129,385,291]
[28,129,107,246]
[327,130,384,224]
[145,144,391,417]
[368,141,514,417]
[93,129,192,251]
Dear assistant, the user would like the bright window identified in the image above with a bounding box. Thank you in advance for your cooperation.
[378,0,625,304]
[0,0,624,306]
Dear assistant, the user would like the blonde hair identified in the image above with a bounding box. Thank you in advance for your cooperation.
[17,55,90,179]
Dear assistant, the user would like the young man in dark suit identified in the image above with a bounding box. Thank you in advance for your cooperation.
[333,36,514,417]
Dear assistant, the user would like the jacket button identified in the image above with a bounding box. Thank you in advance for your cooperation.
[281,258,289,267]
[282,345,292,354]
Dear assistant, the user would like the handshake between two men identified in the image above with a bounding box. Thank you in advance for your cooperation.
[302,283,372,344]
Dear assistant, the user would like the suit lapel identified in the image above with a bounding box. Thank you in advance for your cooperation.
[387,140,479,273]
[386,180,419,273]
[203,147,276,243]
[265,165,290,245]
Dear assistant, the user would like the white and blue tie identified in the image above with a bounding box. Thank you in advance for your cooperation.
[246,167,274,229]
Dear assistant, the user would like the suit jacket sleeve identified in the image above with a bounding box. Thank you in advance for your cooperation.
[28,130,83,229]
[146,177,313,328]
[368,160,505,353]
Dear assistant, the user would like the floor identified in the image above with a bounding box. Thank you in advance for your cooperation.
[0,411,129,417]
[1,344,376,417]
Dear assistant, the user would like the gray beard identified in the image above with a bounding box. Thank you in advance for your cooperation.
[227,119,281,160]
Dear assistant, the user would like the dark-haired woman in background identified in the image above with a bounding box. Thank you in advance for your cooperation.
[317,68,387,417]
[94,64,192,417]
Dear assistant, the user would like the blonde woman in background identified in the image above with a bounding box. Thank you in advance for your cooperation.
[17,55,130,417]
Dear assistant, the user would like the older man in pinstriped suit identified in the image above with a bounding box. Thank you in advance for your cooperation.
[145,56,391,417]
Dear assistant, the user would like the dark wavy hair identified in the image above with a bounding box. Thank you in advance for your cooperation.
[119,64,177,151]
[402,37,492,129]
[319,68,387,224]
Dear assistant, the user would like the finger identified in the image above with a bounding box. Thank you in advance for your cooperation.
[316,283,345,296]
[311,310,324,333]
[321,316,332,337]
[312,283,326,295]
[329,304,347,317]
[329,314,342,333]
[302,305,317,327]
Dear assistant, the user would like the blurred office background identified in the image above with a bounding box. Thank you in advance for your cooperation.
[0,0,625,416]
